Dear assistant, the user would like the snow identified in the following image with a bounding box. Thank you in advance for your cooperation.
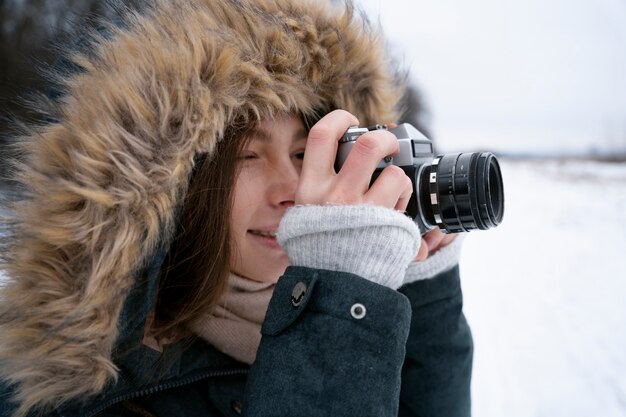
[461,159,626,417]
[1,158,625,415]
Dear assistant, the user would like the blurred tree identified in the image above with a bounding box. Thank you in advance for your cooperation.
[0,0,143,180]
[398,83,432,141]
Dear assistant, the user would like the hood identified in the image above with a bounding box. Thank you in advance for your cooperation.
[0,0,405,414]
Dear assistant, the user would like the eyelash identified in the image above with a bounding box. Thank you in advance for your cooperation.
[240,153,258,160]
[239,151,305,161]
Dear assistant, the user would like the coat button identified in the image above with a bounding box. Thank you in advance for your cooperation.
[350,303,367,319]
[231,399,243,414]
[291,281,307,307]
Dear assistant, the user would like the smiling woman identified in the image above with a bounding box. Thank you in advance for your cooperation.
[0,1,471,416]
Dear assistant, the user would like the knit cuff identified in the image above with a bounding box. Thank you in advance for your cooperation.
[403,235,464,284]
[277,204,421,289]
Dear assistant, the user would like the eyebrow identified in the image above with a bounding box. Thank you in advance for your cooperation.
[249,126,307,144]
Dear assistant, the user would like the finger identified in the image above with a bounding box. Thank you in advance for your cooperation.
[335,129,400,196]
[438,233,457,249]
[424,228,446,251]
[363,165,412,209]
[425,228,457,255]
[394,187,413,213]
[300,110,359,185]
[415,238,429,261]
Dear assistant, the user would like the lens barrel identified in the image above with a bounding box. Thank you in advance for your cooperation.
[418,152,504,233]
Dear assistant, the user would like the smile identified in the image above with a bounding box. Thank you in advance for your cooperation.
[249,230,277,238]
[248,230,282,250]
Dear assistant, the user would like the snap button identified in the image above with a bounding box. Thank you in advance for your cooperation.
[231,399,243,414]
[291,281,307,307]
[350,303,367,319]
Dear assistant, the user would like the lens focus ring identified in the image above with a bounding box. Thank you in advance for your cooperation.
[427,152,504,233]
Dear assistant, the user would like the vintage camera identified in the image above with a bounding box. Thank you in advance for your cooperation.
[335,123,505,234]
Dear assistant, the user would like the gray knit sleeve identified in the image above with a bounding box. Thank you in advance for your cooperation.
[277,204,421,289]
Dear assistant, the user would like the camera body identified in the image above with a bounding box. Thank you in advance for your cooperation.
[335,123,504,234]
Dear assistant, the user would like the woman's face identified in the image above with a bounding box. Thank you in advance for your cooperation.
[230,115,307,283]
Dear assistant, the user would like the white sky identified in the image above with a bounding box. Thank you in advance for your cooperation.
[358,0,626,156]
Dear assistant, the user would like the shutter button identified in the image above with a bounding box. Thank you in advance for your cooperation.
[291,281,307,307]
[350,303,367,319]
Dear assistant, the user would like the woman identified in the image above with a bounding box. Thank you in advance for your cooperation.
[0,0,472,416]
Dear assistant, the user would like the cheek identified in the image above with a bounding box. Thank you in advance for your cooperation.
[237,171,261,199]
[231,172,265,232]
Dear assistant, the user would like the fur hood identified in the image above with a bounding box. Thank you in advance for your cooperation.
[0,0,405,414]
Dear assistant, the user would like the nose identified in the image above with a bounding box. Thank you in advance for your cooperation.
[267,157,299,209]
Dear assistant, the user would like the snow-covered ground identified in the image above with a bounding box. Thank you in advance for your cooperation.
[462,158,626,417]
[1,158,625,416]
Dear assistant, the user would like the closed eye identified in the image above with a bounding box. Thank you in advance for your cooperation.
[239,152,258,160]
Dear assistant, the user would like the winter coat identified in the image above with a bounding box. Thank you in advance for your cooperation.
[0,0,472,416]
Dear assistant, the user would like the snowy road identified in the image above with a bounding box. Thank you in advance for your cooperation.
[462,159,626,417]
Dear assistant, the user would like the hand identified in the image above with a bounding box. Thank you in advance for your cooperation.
[415,228,457,261]
[296,110,413,212]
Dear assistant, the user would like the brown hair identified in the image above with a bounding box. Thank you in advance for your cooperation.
[152,120,255,341]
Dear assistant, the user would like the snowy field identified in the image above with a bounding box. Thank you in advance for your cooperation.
[462,158,626,417]
[1,158,625,416]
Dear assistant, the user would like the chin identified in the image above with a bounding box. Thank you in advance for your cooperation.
[236,266,282,283]
[261,268,284,283]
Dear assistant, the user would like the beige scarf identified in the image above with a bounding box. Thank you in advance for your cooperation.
[190,272,275,364]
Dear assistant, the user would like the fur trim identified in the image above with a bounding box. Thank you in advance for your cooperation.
[0,0,404,414]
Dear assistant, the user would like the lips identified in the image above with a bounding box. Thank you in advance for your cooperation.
[249,230,277,238]
[248,228,282,250]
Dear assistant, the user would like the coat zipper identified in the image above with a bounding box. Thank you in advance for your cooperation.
[80,368,249,417]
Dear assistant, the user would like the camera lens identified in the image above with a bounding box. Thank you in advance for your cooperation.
[418,152,504,233]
